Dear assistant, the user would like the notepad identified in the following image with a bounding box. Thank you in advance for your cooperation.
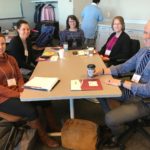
[71,79,103,91]
[24,77,59,91]
[50,55,58,62]
[42,51,55,56]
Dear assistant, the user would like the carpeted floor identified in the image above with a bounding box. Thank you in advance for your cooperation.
[34,99,150,150]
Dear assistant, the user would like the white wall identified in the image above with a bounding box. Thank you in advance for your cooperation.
[100,0,150,22]
[58,0,91,30]
[58,0,74,30]
[74,0,91,21]
[0,0,35,30]
[1,0,150,30]
[0,0,22,19]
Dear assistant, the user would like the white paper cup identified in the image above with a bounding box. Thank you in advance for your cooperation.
[88,47,94,56]
[58,49,64,59]
[63,42,68,51]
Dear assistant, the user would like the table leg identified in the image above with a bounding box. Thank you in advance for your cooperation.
[48,99,74,137]
[69,99,74,119]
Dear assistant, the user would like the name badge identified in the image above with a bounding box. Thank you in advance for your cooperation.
[105,49,111,56]
[7,78,17,87]
[131,73,141,83]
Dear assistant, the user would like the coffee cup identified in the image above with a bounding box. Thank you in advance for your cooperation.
[58,49,64,59]
[63,42,68,51]
[87,64,96,78]
[88,47,94,56]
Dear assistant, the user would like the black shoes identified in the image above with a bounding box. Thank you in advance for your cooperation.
[96,125,119,150]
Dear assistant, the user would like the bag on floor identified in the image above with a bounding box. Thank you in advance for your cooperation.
[14,128,37,150]
[61,119,97,150]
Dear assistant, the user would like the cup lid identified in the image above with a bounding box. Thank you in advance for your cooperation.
[87,64,96,68]
[88,47,94,51]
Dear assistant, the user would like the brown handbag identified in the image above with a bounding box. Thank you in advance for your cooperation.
[61,119,97,150]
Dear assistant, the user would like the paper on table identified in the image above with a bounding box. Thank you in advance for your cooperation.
[24,77,59,91]
[71,79,103,91]
[42,51,55,56]
[50,55,58,62]
[78,50,85,56]
[71,80,81,90]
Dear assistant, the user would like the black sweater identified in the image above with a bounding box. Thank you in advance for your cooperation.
[99,32,131,65]
[7,36,33,69]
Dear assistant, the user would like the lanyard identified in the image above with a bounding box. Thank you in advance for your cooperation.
[136,52,150,76]
[0,60,15,80]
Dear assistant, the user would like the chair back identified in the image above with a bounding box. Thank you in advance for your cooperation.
[130,39,140,57]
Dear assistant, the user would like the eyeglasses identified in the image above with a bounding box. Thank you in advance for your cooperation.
[113,23,122,26]
[69,20,76,23]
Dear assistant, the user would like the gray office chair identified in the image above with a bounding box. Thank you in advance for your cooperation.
[106,39,140,67]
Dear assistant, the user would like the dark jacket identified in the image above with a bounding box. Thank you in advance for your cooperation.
[59,29,85,50]
[7,36,33,69]
[99,32,131,65]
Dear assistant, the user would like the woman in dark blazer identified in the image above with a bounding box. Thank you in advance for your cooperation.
[99,16,131,66]
[7,20,60,133]
[7,20,34,70]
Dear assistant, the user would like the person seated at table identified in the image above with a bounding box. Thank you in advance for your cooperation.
[59,15,85,50]
[95,20,150,147]
[0,33,59,148]
[7,20,60,133]
[7,20,43,74]
[7,20,34,71]
[99,16,131,67]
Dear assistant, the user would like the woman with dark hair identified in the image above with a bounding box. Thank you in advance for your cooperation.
[59,15,85,50]
[99,16,131,67]
[7,19,60,134]
[7,20,44,73]
[7,20,35,71]
[0,33,59,148]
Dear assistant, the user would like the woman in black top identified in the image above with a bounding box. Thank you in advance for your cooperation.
[59,15,85,50]
[7,20,35,70]
[7,19,60,133]
[99,16,131,66]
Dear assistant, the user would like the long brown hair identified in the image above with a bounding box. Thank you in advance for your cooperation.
[66,15,79,30]
[111,16,125,31]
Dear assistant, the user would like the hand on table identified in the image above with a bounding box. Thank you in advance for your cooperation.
[100,55,110,61]
[102,56,110,61]
[94,68,104,76]
[105,78,121,87]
